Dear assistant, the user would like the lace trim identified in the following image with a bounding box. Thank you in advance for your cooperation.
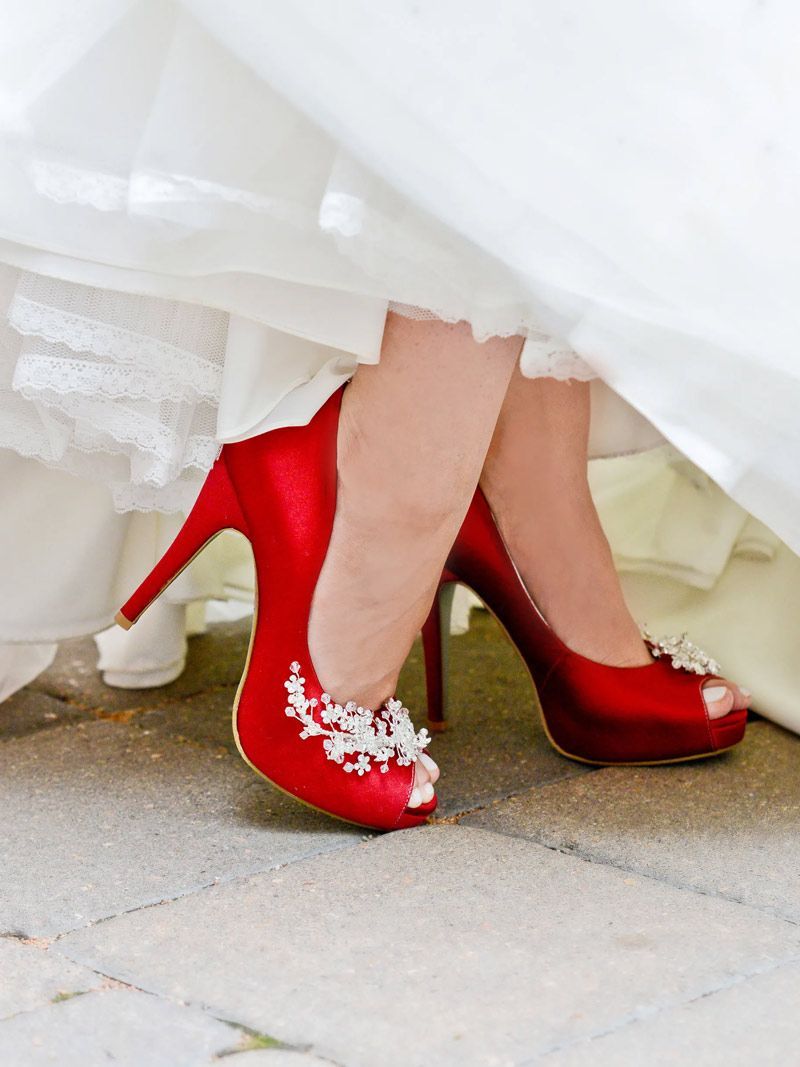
[110,478,206,514]
[0,411,206,514]
[523,328,596,382]
[13,353,218,405]
[129,171,303,222]
[10,383,219,478]
[9,297,223,400]
[0,408,67,464]
[30,160,129,212]
[388,302,596,381]
[527,357,595,382]
[28,161,596,382]
[29,158,310,227]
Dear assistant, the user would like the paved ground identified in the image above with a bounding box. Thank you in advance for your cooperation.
[2,612,800,1066]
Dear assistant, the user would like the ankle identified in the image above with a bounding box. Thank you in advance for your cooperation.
[480,467,651,666]
[482,460,593,518]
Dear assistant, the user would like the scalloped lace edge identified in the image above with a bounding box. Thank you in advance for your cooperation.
[9,296,223,401]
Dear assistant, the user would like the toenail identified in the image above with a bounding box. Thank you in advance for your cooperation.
[703,685,728,705]
[421,781,435,803]
[409,788,421,808]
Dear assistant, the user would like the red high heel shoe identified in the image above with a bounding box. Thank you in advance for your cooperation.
[116,387,435,830]
[422,487,747,764]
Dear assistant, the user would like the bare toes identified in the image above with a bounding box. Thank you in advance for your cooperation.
[420,751,441,785]
[703,683,735,720]
[408,759,435,808]
[730,683,751,711]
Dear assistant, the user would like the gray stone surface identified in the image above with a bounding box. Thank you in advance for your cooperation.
[9,595,800,1065]
[399,612,590,816]
[0,719,360,937]
[32,620,249,713]
[0,988,237,1066]
[0,689,87,740]
[57,825,800,1067]
[0,939,102,1020]
[136,687,242,754]
[467,721,800,922]
[546,960,800,1066]
[236,1054,333,1066]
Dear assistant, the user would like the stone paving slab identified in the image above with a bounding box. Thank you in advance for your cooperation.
[31,620,249,713]
[466,721,800,923]
[0,939,102,1020]
[0,690,86,740]
[0,719,361,938]
[136,687,240,753]
[544,958,800,1066]
[238,1054,333,1066]
[56,825,800,1067]
[0,988,237,1067]
[399,613,590,816]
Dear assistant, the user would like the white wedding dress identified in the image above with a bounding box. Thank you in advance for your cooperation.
[1,2,799,723]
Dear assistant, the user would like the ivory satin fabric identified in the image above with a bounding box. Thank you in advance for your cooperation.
[1,1,799,542]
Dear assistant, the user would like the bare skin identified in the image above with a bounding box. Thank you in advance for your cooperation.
[309,314,523,807]
[480,371,750,719]
[309,324,746,809]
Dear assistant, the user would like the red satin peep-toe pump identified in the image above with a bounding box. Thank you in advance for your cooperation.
[116,387,435,830]
[422,486,747,764]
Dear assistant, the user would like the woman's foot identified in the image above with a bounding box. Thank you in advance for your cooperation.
[308,314,522,806]
[481,373,749,721]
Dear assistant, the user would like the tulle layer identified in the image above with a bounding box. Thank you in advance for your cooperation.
[0,264,223,510]
[1,1,800,547]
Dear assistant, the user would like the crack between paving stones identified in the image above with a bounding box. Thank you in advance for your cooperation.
[18,952,347,1067]
[0,952,296,1060]
[0,967,330,1062]
[214,1018,347,1065]
[466,822,800,929]
[0,976,134,1025]
[74,685,228,715]
[45,837,373,946]
[432,774,595,825]
[28,677,239,723]
[15,817,791,1065]
[523,952,800,1063]
[39,839,384,1063]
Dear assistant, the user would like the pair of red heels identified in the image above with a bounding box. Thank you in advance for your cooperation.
[117,388,747,831]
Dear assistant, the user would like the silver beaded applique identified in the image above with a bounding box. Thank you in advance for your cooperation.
[643,631,721,676]
[284,662,431,775]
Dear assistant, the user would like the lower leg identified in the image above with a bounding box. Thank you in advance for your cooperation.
[480,371,748,715]
[482,373,649,666]
[309,314,522,798]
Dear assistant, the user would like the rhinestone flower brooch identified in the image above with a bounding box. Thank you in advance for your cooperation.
[643,631,721,676]
[284,662,430,775]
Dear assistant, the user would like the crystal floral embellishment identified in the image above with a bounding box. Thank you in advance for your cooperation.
[643,631,721,676]
[284,662,431,774]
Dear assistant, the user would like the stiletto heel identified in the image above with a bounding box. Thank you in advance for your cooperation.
[116,455,247,630]
[421,575,457,732]
[441,487,747,765]
[116,387,435,830]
